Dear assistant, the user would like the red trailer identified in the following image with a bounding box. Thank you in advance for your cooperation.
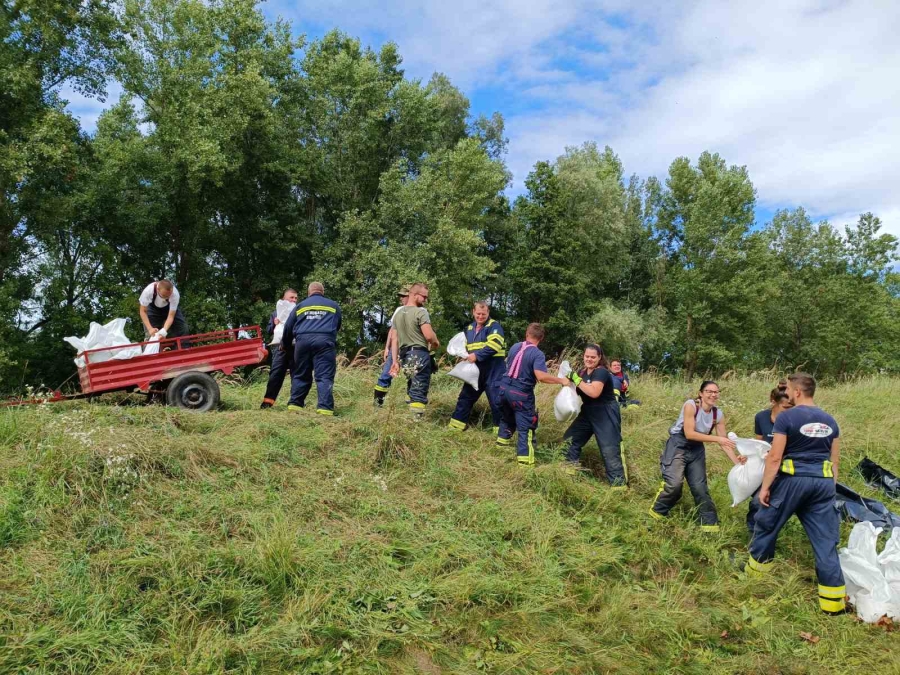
[8,326,267,411]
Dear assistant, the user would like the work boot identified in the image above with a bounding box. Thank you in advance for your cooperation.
[287,404,304,412]
[374,390,386,408]
[260,400,273,410]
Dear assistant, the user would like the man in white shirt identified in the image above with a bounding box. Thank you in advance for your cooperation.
[138,279,189,340]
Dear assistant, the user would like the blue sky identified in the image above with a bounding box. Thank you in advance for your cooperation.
[63,0,900,235]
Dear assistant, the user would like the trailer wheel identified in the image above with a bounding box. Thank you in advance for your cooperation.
[166,372,220,412]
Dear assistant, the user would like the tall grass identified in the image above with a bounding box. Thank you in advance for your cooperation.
[0,368,898,673]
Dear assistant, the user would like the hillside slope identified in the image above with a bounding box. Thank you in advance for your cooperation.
[1,368,899,673]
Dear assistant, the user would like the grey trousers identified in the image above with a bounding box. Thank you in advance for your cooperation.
[651,433,719,526]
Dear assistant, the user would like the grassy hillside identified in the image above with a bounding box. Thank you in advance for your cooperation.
[2,366,899,674]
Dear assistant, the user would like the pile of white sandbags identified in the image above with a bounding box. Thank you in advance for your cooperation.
[64,319,143,368]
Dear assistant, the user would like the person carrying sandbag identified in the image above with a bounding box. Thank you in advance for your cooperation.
[743,381,793,531]
[649,380,744,532]
[260,288,299,409]
[563,344,627,488]
[495,323,569,466]
[447,301,506,434]
[388,283,440,419]
[745,372,847,615]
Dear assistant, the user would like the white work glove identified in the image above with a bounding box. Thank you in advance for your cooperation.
[157,328,168,338]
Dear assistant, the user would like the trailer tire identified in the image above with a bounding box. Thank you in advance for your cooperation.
[166,372,220,412]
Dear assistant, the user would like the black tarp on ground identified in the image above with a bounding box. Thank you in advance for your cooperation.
[835,482,900,530]
[857,457,900,501]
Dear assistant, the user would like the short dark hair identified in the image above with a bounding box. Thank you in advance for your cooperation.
[525,323,545,341]
[699,380,718,393]
[788,372,816,397]
[283,288,297,298]
[157,279,173,291]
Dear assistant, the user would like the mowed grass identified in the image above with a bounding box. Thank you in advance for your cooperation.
[1,366,899,674]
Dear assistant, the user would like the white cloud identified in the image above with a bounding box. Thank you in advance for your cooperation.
[57,0,900,237]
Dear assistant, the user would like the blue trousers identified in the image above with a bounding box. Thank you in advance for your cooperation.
[564,403,627,486]
[747,475,845,612]
[374,352,393,392]
[450,357,504,428]
[289,334,337,412]
[496,385,538,464]
[400,347,431,410]
[263,346,289,403]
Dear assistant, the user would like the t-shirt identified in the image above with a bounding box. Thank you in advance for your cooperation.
[670,400,718,435]
[501,342,547,393]
[393,306,431,349]
[578,367,617,407]
[139,282,180,311]
[754,409,776,444]
[773,405,839,471]
[387,306,404,327]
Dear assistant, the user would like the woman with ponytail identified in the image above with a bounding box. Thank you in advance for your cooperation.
[649,380,745,532]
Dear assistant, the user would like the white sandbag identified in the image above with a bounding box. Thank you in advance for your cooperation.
[557,360,572,379]
[878,527,900,599]
[735,438,771,458]
[726,438,771,506]
[554,385,581,422]
[269,299,294,345]
[448,361,479,390]
[64,318,142,368]
[142,333,162,356]
[839,522,898,622]
[447,332,468,359]
[728,455,765,506]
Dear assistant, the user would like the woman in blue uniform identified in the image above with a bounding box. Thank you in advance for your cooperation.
[745,380,793,533]
[563,345,627,487]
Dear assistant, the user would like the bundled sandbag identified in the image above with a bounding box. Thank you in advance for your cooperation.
[64,318,142,368]
[447,332,468,359]
[553,361,581,422]
[839,521,900,622]
[270,299,294,345]
[448,361,479,390]
[142,333,163,356]
[727,437,771,506]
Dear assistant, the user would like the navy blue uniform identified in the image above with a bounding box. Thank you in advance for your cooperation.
[747,405,845,614]
[745,408,779,532]
[448,318,506,431]
[282,294,342,414]
[564,367,627,486]
[496,342,547,465]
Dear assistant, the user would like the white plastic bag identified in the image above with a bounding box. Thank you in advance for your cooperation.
[839,522,899,622]
[554,387,582,422]
[727,438,771,506]
[270,299,294,345]
[878,527,900,598]
[553,361,581,422]
[447,332,468,359]
[64,318,142,368]
[142,333,162,356]
[448,361,479,390]
[728,455,766,506]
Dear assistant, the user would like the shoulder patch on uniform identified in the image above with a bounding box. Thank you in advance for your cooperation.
[800,422,833,438]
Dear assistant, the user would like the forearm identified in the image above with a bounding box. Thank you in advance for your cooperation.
[830,439,841,482]
[162,311,176,332]
[536,371,568,386]
[576,381,602,398]
[760,454,781,493]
